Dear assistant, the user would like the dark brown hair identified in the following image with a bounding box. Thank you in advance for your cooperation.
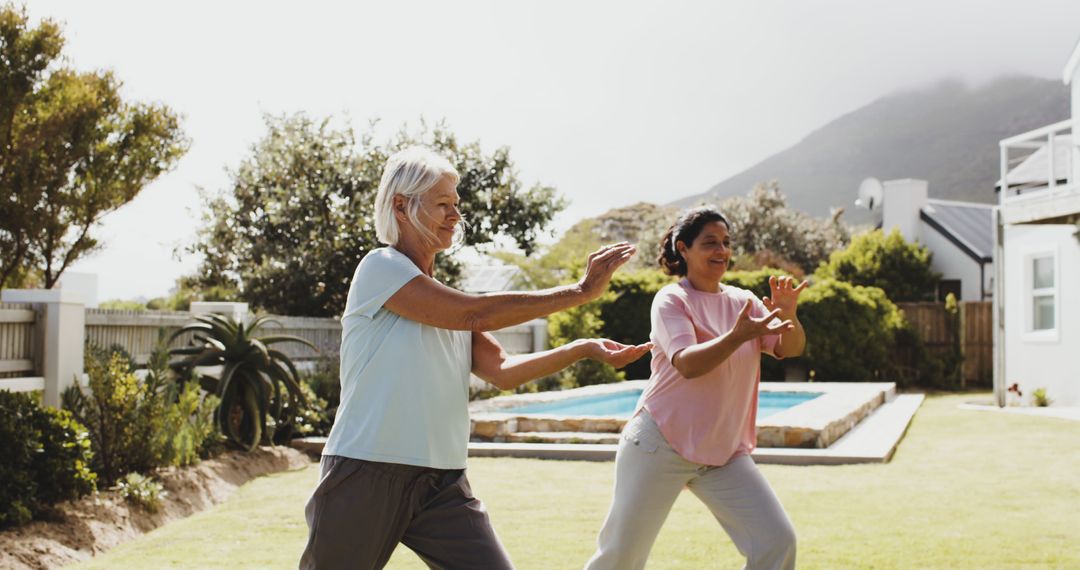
[656,207,730,276]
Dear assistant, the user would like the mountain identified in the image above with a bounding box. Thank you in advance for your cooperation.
[672,76,1070,224]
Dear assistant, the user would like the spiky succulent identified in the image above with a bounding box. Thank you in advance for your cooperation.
[169,313,316,451]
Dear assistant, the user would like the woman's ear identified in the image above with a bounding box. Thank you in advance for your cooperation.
[392,195,409,223]
[675,240,687,257]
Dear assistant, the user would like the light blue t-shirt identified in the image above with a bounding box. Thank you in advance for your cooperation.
[322,247,473,469]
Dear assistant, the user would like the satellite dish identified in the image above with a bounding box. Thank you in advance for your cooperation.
[856,177,883,210]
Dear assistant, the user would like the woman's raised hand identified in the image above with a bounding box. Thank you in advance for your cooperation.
[762,275,808,317]
[578,242,636,300]
[730,299,794,344]
[583,339,654,369]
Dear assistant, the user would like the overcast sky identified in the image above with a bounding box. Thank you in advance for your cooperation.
[21,0,1080,301]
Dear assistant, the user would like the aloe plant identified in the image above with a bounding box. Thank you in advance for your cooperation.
[169,314,316,451]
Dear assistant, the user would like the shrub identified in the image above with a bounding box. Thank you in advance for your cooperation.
[0,392,96,529]
[598,270,674,380]
[547,269,676,387]
[64,345,222,485]
[143,346,223,465]
[814,228,940,302]
[1032,388,1052,407]
[722,268,793,300]
[796,278,906,381]
[64,352,159,484]
[115,472,166,513]
[296,356,340,437]
[548,291,623,388]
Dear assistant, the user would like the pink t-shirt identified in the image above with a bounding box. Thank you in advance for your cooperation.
[640,278,780,467]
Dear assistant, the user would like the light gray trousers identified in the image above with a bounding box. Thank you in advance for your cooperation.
[585,411,796,570]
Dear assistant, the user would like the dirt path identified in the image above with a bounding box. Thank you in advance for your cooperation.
[0,446,312,569]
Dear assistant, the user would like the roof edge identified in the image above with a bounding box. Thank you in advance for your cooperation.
[926,198,995,209]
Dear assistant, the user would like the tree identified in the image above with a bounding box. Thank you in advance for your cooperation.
[814,228,940,302]
[187,115,565,317]
[491,202,677,290]
[0,5,188,288]
[708,181,850,274]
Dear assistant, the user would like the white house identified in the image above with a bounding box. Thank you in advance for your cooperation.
[992,39,1080,407]
[870,178,994,301]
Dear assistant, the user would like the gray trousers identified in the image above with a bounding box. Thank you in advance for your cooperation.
[300,455,514,570]
[585,411,797,570]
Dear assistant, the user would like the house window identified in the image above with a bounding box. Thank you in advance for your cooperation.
[1030,254,1056,332]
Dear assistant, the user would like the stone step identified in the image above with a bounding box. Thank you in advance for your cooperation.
[504,431,621,444]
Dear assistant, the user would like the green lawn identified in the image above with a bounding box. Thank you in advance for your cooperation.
[74,393,1080,569]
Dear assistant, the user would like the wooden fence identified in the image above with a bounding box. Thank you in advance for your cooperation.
[896,301,992,387]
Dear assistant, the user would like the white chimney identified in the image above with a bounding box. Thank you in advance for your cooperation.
[881,179,928,243]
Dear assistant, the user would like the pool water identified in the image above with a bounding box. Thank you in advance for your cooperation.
[504,390,821,418]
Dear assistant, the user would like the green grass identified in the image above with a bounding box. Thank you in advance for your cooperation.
[74,394,1080,569]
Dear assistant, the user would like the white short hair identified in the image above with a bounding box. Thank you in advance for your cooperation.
[374,146,460,245]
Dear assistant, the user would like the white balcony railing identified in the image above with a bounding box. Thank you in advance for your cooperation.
[998,119,1080,224]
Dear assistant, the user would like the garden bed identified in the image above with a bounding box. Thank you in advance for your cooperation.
[0,446,311,570]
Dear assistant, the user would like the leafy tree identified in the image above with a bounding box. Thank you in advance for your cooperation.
[145,275,241,312]
[708,181,849,274]
[492,202,677,290]
[0,5,188,288]
[187,115,564,317]
[98,299,148,312]
[814,228,940,302]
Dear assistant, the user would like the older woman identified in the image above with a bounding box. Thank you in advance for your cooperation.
[585,207,807,570]
[300,146,650,570]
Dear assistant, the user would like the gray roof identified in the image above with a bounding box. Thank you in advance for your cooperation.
[920,199,994,262]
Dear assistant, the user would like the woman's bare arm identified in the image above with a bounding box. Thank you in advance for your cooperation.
[384,243,635,331]
[471,331,652,390]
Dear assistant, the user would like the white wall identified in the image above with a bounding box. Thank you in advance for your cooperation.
[1004,224,1080,406]
[920,227,988,301]
[1072,63,1079,185]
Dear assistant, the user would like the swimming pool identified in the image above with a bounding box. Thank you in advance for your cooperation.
[502,389,821,418]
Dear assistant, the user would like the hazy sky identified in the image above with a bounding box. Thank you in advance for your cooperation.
[21,0,1080,301]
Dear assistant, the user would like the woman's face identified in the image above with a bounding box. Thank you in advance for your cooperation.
[677,220,732,282]
[413,174,462,251]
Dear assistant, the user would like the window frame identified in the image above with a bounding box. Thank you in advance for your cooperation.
[1023,247,1060,343]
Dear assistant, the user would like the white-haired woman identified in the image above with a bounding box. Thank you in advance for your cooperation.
[300,146,651,570]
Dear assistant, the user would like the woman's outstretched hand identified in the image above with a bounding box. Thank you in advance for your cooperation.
[583,339,653,369]
[762,275,808,317]
[730,299,794,344]
[578,243,636,300]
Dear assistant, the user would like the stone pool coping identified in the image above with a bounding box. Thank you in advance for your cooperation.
[467,394,924,465]
[470,381,896,449]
